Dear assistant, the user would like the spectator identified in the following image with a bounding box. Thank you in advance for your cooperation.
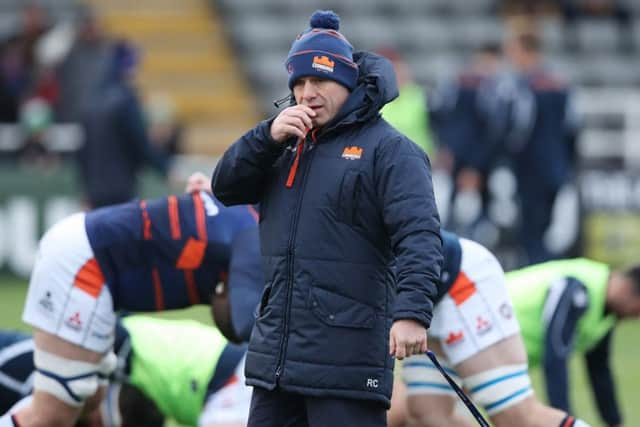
[78,40,169,208]
[147,93,184,157]
[56,6,112,122]
[504,32,579,264]
[0,37,29,122]
[212,9,443,427]
[378,47,437,158]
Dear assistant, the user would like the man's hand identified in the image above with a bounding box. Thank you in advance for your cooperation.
[389,319,428,360]
[270,105,316,143]
[185,172,211,193]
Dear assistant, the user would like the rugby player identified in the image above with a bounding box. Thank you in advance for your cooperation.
[398,231,591,427]
[506,258,640,427]
[0,173,261,427]
[0,315,250,427]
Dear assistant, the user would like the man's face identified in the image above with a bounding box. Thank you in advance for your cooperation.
[292,77,350,128]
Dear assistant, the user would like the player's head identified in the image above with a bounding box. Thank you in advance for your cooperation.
[505,31,541,71]
[607,265,640,318]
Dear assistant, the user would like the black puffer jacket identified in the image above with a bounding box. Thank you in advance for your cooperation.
[212,51,442,406]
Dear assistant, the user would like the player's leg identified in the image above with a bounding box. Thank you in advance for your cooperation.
[402,341,475,427]
[6,213,117,427]
[387,377,407,427]
[455,335,590,427]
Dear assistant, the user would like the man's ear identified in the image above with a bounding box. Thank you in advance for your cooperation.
[211,282,243,344]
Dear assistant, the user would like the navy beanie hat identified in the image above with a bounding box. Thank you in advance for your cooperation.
[285,10,359,91]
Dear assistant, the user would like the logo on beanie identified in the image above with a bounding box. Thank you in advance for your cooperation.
[287,63,294,75]
[312,56,335,73]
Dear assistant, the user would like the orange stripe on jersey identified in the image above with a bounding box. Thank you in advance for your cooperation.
[151,268,165,310]
[139,200,152,240]
[176,238,207,270]
[562,416,575,427]
[224,374,238,386]
[448,271,477,306]
[74,258,105,298]
[184,270,200,305]
[168,195,181,240]
[192,192,208,241]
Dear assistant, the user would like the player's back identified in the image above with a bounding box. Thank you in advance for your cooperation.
[85,191,260,311]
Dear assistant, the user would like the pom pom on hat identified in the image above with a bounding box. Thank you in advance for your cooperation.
[285,10,358,90]
[309,10,340,30]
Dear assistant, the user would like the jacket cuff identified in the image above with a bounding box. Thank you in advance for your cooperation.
[392,311,432,330]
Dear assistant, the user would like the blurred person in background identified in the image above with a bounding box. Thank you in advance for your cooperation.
[0,315,251,427]
[378,47,437,158]
[78,40,169,209]
[0,173,261,427]
[15,97,59,168]
[559,0,636,52]
[212,9,442,427]
[56,6,112,123]
[503,31,579,264]
[429,44,510,240]
[398,230,590,427]
[506,258,640,427]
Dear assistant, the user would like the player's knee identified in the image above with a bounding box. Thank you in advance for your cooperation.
[33,348,116,407]
[464,364,533,416]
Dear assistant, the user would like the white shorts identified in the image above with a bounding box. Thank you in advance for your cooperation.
[428,237,520,365]
[198,356,252,426]
[22,213,115,354]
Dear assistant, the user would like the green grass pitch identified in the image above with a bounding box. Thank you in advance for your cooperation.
[1,274,638,426]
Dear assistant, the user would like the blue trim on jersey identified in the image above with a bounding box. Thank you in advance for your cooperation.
[405,381,453,391]
[484,386,532,411]
[36,369,98,403]
[469,369,528,393]
[403,360,458,377]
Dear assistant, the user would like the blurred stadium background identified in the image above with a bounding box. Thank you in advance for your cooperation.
[1,0,639,426]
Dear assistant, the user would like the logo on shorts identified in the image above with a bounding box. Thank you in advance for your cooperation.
[445,331,464,345]
[38,291,54,313]
[476,316,492,335]
[91,331,111,341]
[499,302,513,320]
[65,312,83,331]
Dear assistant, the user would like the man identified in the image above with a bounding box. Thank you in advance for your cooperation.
[78,40,169,208]
[212,10,443,427]
[400,231,590,427]
[0,316,250,427]
[503,32,579,263]
[506,258,640,427]
[0,173,261,427]
[429,43,509,236]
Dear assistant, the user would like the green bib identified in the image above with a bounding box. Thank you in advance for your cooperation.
[506,258,617,366]
[381,83,435,157]
[122,316,228,426]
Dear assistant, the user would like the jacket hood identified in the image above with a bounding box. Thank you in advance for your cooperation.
[326,51,399,129]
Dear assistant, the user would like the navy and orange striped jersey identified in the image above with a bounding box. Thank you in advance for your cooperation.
[85,191,261,316]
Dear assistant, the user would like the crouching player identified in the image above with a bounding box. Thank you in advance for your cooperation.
[0,315,251,427]
[506,258,640,427]
[0,173,261,427]
[398,231,590,427]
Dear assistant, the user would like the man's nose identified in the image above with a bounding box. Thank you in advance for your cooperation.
[302,81,317,99]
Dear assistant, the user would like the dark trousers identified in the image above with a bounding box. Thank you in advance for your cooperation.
[247,387,387,427]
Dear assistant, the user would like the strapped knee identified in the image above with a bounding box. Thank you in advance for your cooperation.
[34,349,117,407]
[464,364,533,415]
[402,354,462,396]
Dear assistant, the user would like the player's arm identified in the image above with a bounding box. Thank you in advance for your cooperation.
[585,331,622,427]
[542,277,589,413]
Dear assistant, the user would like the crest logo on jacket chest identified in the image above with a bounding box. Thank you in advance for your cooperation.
[341,146,363,160]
